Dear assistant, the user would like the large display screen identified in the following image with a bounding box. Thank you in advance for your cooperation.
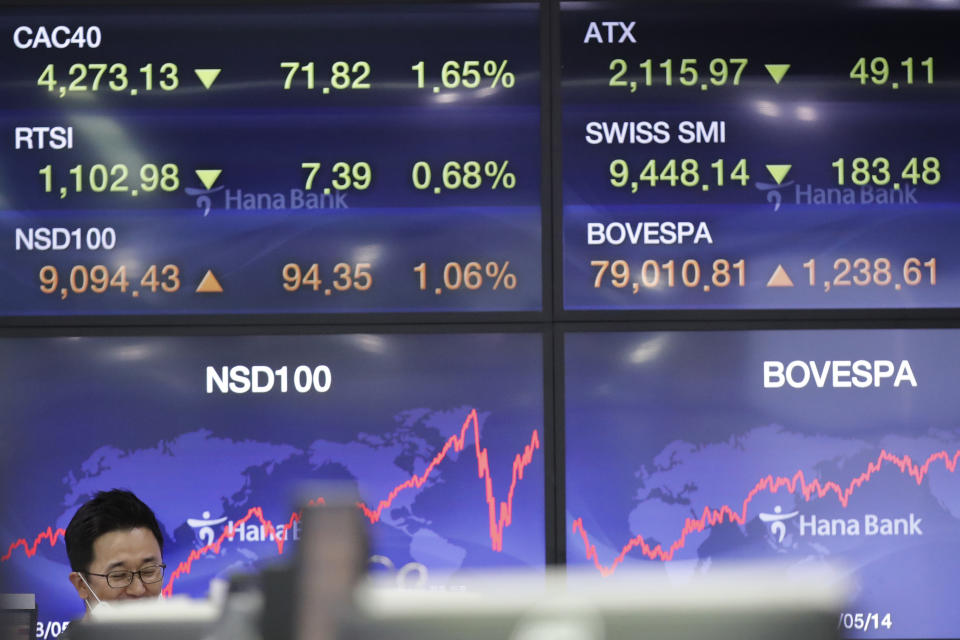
[0,5,542,316]
[0,332,545,634]
[565,329,960,638]
[560,2,959,311]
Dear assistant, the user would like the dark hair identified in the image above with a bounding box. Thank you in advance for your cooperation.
[64,489,164,572]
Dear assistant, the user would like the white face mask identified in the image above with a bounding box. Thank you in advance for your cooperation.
[78,572,113,618]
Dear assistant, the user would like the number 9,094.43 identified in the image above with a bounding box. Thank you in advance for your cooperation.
[39,264,181,299]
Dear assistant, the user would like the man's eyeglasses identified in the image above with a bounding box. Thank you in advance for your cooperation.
[86,563,166,589]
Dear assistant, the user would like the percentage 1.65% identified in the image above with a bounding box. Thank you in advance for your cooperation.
[411,59,515,90]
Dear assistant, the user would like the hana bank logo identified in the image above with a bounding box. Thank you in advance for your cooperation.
[758,505,799,544]
[184,182,349,216]
[755,180,794,213]
[185,185,224,217]
[186,511,228,547]
[754,179,920,213]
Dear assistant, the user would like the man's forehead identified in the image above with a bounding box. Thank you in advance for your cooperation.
[90,527,162,569]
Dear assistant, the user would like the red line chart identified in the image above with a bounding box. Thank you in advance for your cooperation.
[1,409,541,596]
[1,526,65,563]
[572,448,960,577]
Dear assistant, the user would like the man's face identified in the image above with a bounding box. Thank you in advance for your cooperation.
[69,527,164,606]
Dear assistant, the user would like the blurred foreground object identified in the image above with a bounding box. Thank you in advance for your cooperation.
[0,594,37,640]
[347,564,849,640]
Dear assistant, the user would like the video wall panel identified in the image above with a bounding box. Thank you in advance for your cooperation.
[559,1,959,311]
[565,329,960,638]
[0,4,543,317]
[0,332,546,628]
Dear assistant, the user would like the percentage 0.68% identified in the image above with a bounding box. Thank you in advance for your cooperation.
[414,261,517,295]
[412,160,515,194]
